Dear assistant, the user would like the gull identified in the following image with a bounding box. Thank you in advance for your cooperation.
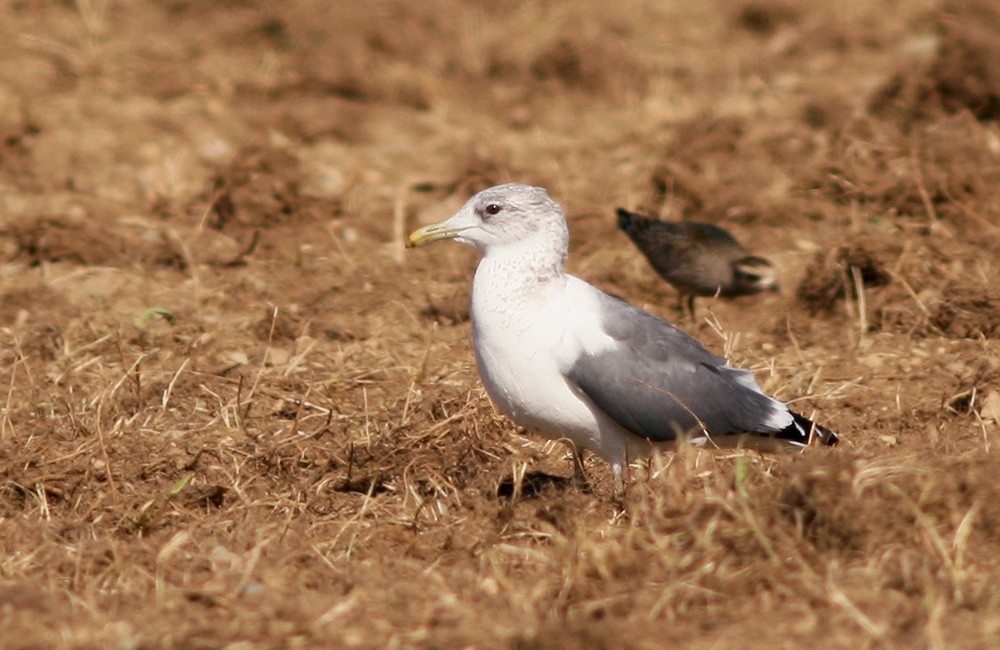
[408,183,837,492]
[617,208,778,319]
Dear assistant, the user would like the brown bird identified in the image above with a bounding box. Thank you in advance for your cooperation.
[616,208,778,319]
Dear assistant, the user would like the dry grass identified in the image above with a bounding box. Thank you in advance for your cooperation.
[3,0,1000,647]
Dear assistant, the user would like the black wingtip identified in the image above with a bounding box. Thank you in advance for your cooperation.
[812,423,840,447]
[781,411,839,447]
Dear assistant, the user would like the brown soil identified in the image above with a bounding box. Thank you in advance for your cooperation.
[3,0,1000,647]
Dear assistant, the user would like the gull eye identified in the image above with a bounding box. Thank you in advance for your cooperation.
[484,203,502,216]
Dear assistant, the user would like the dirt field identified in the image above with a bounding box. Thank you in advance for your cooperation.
[3,0,1000,647]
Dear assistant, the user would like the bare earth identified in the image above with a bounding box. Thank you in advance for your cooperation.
[3,1,1000,648]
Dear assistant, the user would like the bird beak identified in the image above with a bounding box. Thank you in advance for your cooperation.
[406,221,467,248]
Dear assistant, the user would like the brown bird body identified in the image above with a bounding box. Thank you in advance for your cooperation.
[616,208,777,318]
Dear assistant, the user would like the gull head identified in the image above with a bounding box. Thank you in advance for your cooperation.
[407,183,569,257]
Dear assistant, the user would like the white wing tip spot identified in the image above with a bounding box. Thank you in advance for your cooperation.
[765,404,794,430]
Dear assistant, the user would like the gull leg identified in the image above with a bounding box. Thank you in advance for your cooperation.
[611,462,629,503]
[568,443,592,493]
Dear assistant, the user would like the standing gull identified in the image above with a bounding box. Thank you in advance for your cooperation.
[617,208,778,319]
[408,184,837,491]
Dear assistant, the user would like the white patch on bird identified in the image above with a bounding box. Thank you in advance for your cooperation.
[559,278,621,359]
[730,369,764,392]
[763,402,794,430]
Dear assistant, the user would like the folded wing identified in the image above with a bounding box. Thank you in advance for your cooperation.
[565,290,794,442]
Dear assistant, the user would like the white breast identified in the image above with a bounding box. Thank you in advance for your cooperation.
[469,261,616,451]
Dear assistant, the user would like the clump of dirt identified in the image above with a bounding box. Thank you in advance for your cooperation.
[924,0,1000,120]
[734,2,801,37]
[800,91,854,131]
[870,0,1000,124]
[203,146,340,232]
[0,95,39,184]
[0,283,76,324]
[647,114,748,216]
[802,113,1000,238]
[3,213,127,266]
[777,456,864,554]
[929,282,1000,339]
[908,115,1000,232]
[801,117,906,210]
[528,37,633,94]
[797,241,894,315]
[441,145,519,198]
[485,29,649,101]
[780,454,1000,554]
[0,284,77,362]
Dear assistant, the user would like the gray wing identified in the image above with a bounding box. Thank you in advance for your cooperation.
[566,291,789,442]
